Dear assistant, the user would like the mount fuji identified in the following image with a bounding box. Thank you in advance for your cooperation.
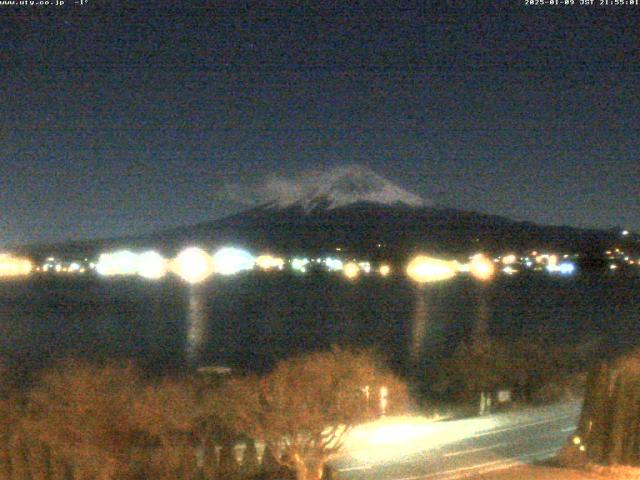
[23,164,618,262]
[133,164,614,260]
[262,164,429,213]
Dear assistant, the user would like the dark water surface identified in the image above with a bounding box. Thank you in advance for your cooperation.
[0,272,638,376]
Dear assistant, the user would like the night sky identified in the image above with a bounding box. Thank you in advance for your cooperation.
[2,2,639,245]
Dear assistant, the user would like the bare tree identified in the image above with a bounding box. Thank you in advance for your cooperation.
[24,360,145,480]
[577,347,640,465]
[132,376,204,480]
[215,347,410,480]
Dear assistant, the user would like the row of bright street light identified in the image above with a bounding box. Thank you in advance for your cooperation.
[95,247,497,285]
[96,247,256,283]
[0,248,498,284]
[406,253,495,284]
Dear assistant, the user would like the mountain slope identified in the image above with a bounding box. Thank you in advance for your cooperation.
[20,165,622,263]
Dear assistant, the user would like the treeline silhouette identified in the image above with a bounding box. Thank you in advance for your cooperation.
[425,336,597,407]
[0,348,409,480]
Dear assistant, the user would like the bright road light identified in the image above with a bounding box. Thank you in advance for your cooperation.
[343,262,360,279]
[171,247,214,284]
[255,254,285,271]
[379,264,391,277]
[469,253,495,281]
[0,254,32,278]
[406,255,458,284]
[211,247,255,275]
[95,250,138,276]
[137,250,168,280]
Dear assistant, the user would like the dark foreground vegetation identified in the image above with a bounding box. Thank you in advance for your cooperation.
[1,334,634,480]
[425,335,594,410]
[0,348,408,480]
[574,345,640,466]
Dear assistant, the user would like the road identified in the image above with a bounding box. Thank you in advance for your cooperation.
[332,401,581,480]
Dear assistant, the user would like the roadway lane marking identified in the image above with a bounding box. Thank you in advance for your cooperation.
[468,414,575,439]
[561,426,576,433]
[390,447,558,480]
[440,448,560,480]
[443,442,507,458]
[337,465,372,472]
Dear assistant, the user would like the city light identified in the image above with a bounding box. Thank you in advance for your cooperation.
[0,254,32,278]
[469,254,495,281]
[137,250,168,280]
[95,250,138,276]
[291,257,310,273]
[502,254,517,265]
[406,255,458,284]
[171,247,214,284]
[558,262,576,275]
[255,254,285,271]
[379,264,391,277]
[502,266,517,275]
[343,262,360,279]
[67,262,80,273]
[325,257,344,272]
[358,261,371,274]
[211,247,255,275]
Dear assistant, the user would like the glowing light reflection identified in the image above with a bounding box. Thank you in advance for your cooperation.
[255,254,285,271]
[325,257,344,272]
[343,262,360,279]
[96,250,138,276]
[137,251,168,280]
[502,254,517,265]
[291,258,309,273]
[342,415,497,465]
[0,255,32,278]
[406,256,458,284]
[212,247,255,275]
[469,254,495,281]
[186,287,208,366]
[171,247,214,284]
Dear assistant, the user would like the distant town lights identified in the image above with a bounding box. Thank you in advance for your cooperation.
[502,266,517,275]
[379,264,391,277]
[501,254,517,265]
[211,247,255,275]
[343,262,360,279]
[358,262,372,274]
[325,257,344,272]
[291,258,310,273]
[96,250,138,276]
[558,262,576,275]
[0,254,32,278]
[406,255,458,284]
[469,254,495,281]
[137,250,168,280]
[171,247,214,284]
[255,254,285,271]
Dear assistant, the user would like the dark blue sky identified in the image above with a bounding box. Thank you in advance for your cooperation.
[2,2,639,245]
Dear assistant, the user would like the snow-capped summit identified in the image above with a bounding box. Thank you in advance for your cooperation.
[269,164,429,212]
